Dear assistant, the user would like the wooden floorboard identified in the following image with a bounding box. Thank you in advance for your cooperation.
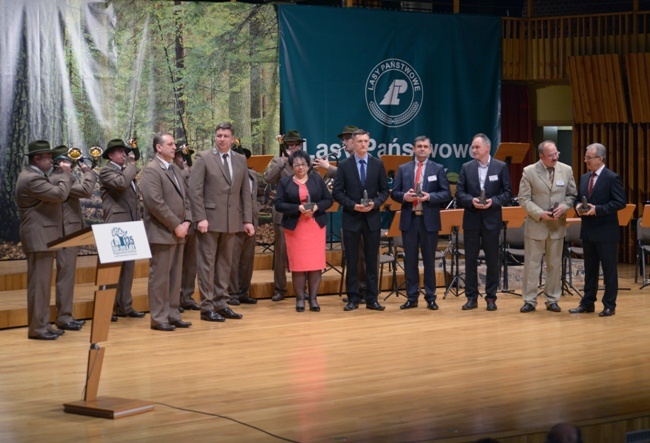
[1,264,650,442]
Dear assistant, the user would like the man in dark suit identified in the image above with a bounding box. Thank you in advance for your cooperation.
[391,136,451,310]
[229,146,259,305]
[140,132,193,331]
[332,129,389,311]
[189,122,254,322]
[16,141,73,340]
[569,143,625,317]
[52,148,97,331]
[456,133,512,311]
[99,139,145,320]
[173,144,201,311]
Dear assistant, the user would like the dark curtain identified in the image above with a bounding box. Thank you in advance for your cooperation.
[501,83,533,197]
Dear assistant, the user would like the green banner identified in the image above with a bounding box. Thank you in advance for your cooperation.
[279,5,501,176]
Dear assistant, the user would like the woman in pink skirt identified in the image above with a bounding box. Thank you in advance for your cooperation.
[274,150,333,312]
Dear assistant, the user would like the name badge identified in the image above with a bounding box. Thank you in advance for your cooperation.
[556,180,565,187]
[488,175,498,182]
[428,175,437,182]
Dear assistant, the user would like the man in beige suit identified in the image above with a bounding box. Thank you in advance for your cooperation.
[229,146,259,305]
[189,122,255,322]
[52,148,97,331]
[16,141,73,340]
[99,139,145,320]
[518,140,577,313]
[140,132,192,331]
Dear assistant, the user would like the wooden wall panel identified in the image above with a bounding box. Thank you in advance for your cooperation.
[626,53,650,123]
[568,55,628,124]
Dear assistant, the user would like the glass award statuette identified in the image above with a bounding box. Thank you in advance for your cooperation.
[303,194,315,211]
[477,189,487,205]
[361,189,372,207]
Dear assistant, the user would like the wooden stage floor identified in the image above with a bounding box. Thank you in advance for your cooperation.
[1,265,650,442]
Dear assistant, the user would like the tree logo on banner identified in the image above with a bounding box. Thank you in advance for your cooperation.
[365,58,423,128]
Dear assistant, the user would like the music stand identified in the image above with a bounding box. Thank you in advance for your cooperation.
[323,202,342,274]
[247,154,273,173]
[382,211,408,300]
[48,223,154,419]
[494,142,530,166]
[440,209,465,298]
[500,206,526,295]
[562,217,583,297]
[614,203,637,290]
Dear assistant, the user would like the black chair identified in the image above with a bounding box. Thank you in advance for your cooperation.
[635,218,650,289]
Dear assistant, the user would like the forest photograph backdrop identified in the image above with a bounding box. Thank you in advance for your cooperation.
[0,0,280,255]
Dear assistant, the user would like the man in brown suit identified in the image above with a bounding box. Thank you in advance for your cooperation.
[228,146,259,305]
[99,139,145,320]
[263,130,304,302]
[189,122,255,322]
[52,148,98,331]
[140,132,192,331]
[173,144,200,311]
[16,141,73,340]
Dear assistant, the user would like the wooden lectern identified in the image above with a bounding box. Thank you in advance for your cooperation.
[247,154,274,173]
[48,222,154,419]
[494,142,530,166]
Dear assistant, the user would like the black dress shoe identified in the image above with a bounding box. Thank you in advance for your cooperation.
[111,315,118,322]
[200,310,226,322]
[48,328,65,336]
[181,300,201,311]
[427,300,439,310]
[546,303,561,312]
[116,310,145,318]
[271,293,285,302]
[461,299,478,310]
[28,332,59,340]
[239,295,258,304]
[599,308,616,317]
[228,298,241,306]
[296,304,305,312]
[400,300,418,309]
[151,323,176,331]
[343,301,359,311]
[486,300,497,311]
[216,307,243,319]
[58,321,82,331]
[366,301,385,311]
[169,319,192,328]
[569,305,595,314]
[72,319,86,326]
[178,306,185,313]
[520,303,536,313]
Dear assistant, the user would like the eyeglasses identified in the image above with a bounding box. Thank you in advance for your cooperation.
[292,163,308,168]
[545,151,560,158]
[584,155,599,160]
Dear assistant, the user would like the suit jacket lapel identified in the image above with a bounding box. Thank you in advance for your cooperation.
[212,150,231,184]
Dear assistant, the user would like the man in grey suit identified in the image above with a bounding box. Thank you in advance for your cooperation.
[99,139,145,320]
[16,141,73,340]
[189,122,255,322]
[518,140,577,313]
[228,146,259,305]
[140,132,192,331]
[456,133,512,311]
[52,148,97,331]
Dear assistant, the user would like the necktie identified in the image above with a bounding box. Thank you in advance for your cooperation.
[587,171,597,197]
[413,161,423,208]
[169,165,180,189]
[547,167,555,187]
[359,159,366,188]
[222,153,231,182]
